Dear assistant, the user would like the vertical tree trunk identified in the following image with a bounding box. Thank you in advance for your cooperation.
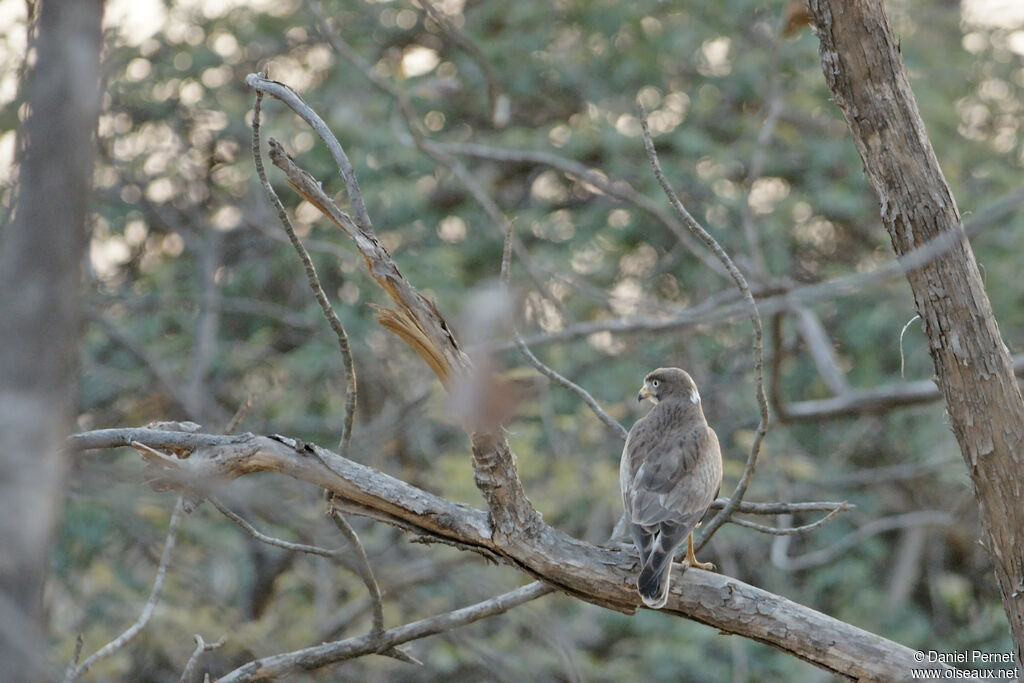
[0,0,104,678]
[808,0,1024,666]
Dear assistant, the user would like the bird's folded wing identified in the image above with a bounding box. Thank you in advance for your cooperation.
[625,425,718,527]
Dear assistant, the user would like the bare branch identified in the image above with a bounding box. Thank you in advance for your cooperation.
[637,106,770,551]
[793,306,849,395]
[771,511,954,572]
[318,556,468,641]
[210,496,339,559]
[709,499,853,515]
[727,505,846,536]
[479,180,1023,354]
[325,500,385,637]
[245,75,373,235]
[250,125,469,385]
[70,428,950,680]
[780,352,1024,420]
[514,336,627,440]
[131,440,185,469]
[223,395,252,435]
[179,634,226,683]
[64,496,185,683]
[65,634,83,680]
[216,581,552,681]
[251,84,357,456]
[304,11,585,313]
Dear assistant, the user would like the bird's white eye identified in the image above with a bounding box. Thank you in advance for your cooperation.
[651,379,659,388]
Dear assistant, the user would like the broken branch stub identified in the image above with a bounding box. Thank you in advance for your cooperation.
[266,138,468,387]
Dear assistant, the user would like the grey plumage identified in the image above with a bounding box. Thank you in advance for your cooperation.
[620,367,723,609]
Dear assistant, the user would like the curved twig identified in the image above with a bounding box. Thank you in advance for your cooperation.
[771,511,954,571]
[514,335,628,440]
[215,581,553,682]
[210,496,340,559]
[637,106,770,551]
[246,75,373,235]
[325,500,385,637]
[64,496,185,683]
[727,505,846,536]
[251,86,357,456]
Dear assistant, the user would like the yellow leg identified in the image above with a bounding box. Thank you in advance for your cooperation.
[685,532,715,571]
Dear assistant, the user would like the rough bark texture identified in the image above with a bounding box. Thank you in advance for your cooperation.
[70,428,949,680]
[808,0,1024,666]
[0,1,103,679]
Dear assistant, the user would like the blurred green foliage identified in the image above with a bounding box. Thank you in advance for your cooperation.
[2,0,1022,679]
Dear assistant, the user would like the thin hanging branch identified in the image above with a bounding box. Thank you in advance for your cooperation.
[210,496,340,559]
[324,498,419,665]
[727,506,846,536]
[251,86,357,456]
[325,499,385,637]
[637,106,770,551]
[513,336,628,440]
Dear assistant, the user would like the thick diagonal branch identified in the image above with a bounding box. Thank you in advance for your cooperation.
[70,428,947,680]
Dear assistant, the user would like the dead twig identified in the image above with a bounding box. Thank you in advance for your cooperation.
[500,214,627,439]
[325,499,384,637]
[210,496,339,559]
[770,511,953,571]
[179,634,226,683]
[215,582,552,681]
[64,496,185,683]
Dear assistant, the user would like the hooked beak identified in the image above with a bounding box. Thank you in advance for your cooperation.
[637,384,652,403]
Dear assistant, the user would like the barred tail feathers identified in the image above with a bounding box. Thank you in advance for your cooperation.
[635,522,690,609]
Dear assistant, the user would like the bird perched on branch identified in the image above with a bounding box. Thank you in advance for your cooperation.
[620,368,723,609]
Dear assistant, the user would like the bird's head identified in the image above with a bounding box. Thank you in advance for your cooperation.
[637,367,701,406]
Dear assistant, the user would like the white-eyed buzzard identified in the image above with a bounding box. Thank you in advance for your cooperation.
[620,368,723,609]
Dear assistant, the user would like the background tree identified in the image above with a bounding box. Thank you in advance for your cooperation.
[2,0,1022,680]
[0,2,103,680]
